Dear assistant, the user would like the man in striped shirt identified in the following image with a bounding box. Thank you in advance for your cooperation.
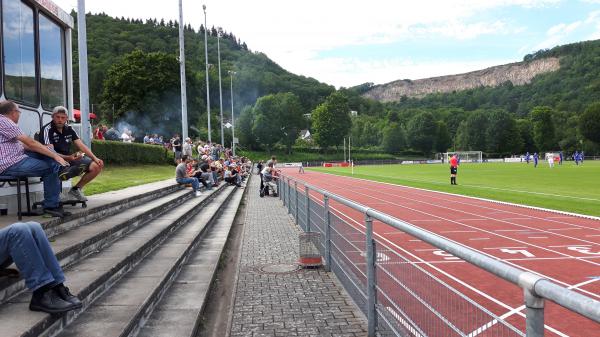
[0,101,73,217]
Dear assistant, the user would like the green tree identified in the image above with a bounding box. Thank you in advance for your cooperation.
[101,49,199,136]
[251,95,282,150]
[456,111,488,151]
[382,122,407,153]
[579,102,600,143]
[311,92,352,149]
[516,119,536,152]
[531,106,557,150]
[236,105,256,149]
[435,121,452,153]
[278,93,305,154]
[406,112,437,154]
[486,110,522,154]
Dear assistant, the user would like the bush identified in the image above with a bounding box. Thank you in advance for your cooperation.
[91,140,172,165]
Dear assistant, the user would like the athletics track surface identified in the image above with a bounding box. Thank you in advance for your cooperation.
[280,169,600,337]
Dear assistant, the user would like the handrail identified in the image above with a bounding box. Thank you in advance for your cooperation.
[280,174,600,336]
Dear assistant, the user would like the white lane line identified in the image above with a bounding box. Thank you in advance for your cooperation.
[483,247,528,250]
[314,170,600,229]
[316,177,600,271]
[468,277,600,337]
[330,204,572,337]
[307,175,600,299]
[549,228,582,231]
[549,244,591,248]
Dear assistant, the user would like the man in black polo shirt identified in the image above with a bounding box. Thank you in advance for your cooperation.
[40,106,104,202]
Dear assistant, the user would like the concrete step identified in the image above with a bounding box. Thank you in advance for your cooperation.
[0,185,228,337]
[0,188,194,304]
[55,185,238,337]
[42,181,184,239]
[138,186,245,337]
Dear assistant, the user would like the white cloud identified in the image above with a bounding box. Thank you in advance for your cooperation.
[51,0,565,87]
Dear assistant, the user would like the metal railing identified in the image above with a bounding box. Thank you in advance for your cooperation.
[278,175,600,337]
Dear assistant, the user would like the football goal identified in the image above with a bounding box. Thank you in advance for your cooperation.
[443,151,483,163]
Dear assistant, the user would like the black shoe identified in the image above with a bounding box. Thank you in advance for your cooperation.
[43,206,72,218]
[54,284,82,308]
[58,165,80,181]
[30,289,79,314]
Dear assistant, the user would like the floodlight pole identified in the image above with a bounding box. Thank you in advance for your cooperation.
[217,31,224,146]
[203,4,211,143]
[77,0,91,147]
[228,70,237,156]
[178,0,188,140]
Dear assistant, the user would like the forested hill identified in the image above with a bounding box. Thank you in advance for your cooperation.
[359,39,600,117]
[72,12,334,138]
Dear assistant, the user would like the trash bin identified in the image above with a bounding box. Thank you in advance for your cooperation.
[299,231,322,268]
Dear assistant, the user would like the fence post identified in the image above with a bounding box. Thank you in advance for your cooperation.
[287,178,291,214]
[294,181,299,225]
[279,177,283,202]
[305,185,310,232]
[525,288,545,337]
[324,195,331,272]
[365,214,376,337]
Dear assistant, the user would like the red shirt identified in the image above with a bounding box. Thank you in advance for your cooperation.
[450,156,458,168]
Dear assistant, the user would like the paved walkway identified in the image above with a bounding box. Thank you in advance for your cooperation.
[229,176,368,337]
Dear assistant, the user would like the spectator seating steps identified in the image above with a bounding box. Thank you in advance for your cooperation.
[0,182,189,304]
[0,181,239,337]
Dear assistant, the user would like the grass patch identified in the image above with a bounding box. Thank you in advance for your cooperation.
[308,161,600,217]
[74,164,175,196]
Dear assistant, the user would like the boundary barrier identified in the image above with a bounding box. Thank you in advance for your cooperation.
[278,174,600,337]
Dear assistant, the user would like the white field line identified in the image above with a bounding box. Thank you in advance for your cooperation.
[311,169,600,225]
[296,181,580,337]
[467,277,600,337]
[300,174,600,299]
[312,175,600,260]
[355,171,600,202]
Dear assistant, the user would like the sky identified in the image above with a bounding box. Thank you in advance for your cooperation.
[52,0,600,88]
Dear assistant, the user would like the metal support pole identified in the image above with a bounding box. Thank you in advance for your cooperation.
[324,195,331,272]
[203,5,211,143]
[365,214,377,337]
[178,0,188,140]
[217,33,224,146]
[305,185,310,232]
[77,0,91,147]
[294,181,299,224]
[279,178,282,202]
[525,289,545,337]
[287,179,292,215]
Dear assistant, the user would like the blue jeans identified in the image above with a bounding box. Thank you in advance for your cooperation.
[2,151,62,209]
[0,222,65,290]
[176,177,200,191]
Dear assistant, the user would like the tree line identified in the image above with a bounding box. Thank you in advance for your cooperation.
[76,12,600,156]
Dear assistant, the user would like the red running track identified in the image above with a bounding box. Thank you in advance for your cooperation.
[281,169,600,337]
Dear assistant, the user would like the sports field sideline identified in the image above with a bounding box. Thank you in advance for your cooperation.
[308,161,600,217]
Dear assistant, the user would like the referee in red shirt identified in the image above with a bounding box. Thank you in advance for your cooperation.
[450,155,458,185]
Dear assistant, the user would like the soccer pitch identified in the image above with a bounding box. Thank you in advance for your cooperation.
[308,161,600,217]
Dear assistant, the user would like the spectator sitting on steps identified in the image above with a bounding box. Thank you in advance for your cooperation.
[40,106,105,202]
[175,155,202,197]
[0,221,82,313]
[0,100,77,218]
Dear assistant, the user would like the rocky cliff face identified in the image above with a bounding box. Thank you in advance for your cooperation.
[362,57,560,102]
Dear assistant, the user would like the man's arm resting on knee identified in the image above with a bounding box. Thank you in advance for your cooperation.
[17,135,68,166]
[73,139,104,168]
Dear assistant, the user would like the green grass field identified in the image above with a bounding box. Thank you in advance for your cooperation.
[308,161,600,217]
[74,165,174,196]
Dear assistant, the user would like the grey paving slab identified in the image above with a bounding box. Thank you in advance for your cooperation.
[230,176,368,337]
